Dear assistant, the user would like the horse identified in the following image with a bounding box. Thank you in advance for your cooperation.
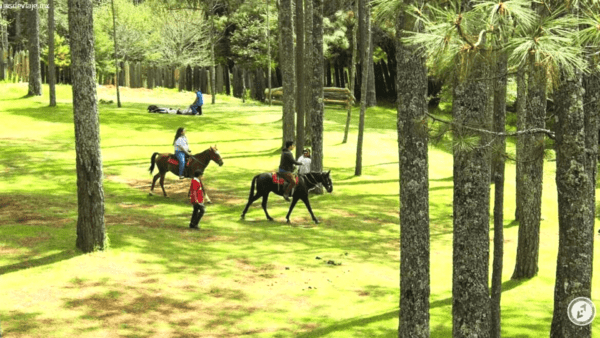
[240,171,333,224]
[148,146,224,197]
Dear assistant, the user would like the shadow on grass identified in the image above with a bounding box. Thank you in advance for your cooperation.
[0,249,80,275]
[296,278,528,338]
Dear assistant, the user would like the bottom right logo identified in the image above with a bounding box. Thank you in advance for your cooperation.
[568,297,596,326]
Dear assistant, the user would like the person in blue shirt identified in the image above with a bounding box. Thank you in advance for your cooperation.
[191,90,203,115]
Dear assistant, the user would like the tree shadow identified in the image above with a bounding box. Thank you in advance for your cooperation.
[0,249,80,275]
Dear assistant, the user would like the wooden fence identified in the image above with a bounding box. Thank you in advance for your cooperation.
[266,87,356,109]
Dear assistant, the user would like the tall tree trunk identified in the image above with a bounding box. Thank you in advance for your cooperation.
[210,1,216,104]
[310,0,324,184]
[366,28,376,107]
[490,52,507,338]
[27,0,42,96]
[266,0,272,105]
[295,0,305,158]
[396,1,430,336]
[551,69,594,338]
[343,0,359,144]
[278,0,296,146]
[0,0,6,81]
[48,0,56,106]
[514,67,526,221]
[355,0,370,176]
[551,6,593,335]
[110,0,121,107]
[583,63,599,245]
[68,0,107,253]
[452,50,492,338]
[303,0,313,147]
[513,56,546,280]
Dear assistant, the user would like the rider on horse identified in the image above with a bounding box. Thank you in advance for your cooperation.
[279,141,303,202]
[173,127,193,179]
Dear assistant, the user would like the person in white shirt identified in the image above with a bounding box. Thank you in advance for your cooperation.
[297,149,312,175]
[173,127,192,179]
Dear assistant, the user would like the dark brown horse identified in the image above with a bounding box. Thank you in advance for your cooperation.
[148,146,224,197]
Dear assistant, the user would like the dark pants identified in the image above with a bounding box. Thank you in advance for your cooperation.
[280,172,296,196]
[190,203,205,228]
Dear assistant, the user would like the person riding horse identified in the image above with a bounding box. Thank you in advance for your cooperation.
[173,127,192,179]
[279,141,303,202]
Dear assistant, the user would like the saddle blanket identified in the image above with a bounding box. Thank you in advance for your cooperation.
[167,157,190,166]
[272,172,299,185]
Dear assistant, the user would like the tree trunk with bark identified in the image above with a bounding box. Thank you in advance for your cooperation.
[68,0,107,253]
[295,0,305,158]
[27,0,42,96]
[355,0,370,176]
[110,0,121,107]
[452,51,492,338]
[514,68,526,221]
[396,1,430,336]
[513,56,546,280]
[48,0,56,106]
[366,27,376,107]
[550,69,594,338]
[490,52,507,338]
[303,0,313,147]
[310,0,324,185]
[266,0,272,105]
[343,0,359,144]
[0,1,6,81]
[209,1,216,104]
[278,0,296,146]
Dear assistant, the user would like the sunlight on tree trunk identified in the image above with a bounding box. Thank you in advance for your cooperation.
[27,0,42,96]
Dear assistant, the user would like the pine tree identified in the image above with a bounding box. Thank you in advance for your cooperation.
[68,0,107,253]
[48,0,56,106]
[278,0,296,146]
[27,0,42,96]
[395,0,430,336]
[310,0,324,179]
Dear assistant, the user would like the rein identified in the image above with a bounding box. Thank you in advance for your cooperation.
[303,173,320,187]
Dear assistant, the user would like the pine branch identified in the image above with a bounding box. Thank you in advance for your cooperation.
[427,113,556,140]
[454,14,475,49]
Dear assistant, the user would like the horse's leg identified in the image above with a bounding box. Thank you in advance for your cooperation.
[150,173,161,195]
[241,194,262,219]
[285,196,300,224]
[301,196,319,224]
[160,173,167,197]
[200,177,212,204]
[261,193,274,221]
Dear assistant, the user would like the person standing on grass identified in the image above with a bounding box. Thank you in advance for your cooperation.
[297,149,312,175]
[279,140,303,202]
[173,127,192,179]
[188,169,205,230]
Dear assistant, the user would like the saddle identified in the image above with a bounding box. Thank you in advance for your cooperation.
[167,154,193,177]
[272,172,299,185]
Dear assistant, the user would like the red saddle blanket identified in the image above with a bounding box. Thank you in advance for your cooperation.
[272,172,299,185]
[167,157,190,166]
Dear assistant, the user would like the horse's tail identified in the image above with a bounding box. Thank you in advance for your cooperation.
[248,174,259,200]
[149,152,159,174]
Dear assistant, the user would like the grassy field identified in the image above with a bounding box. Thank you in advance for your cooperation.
[0,82,599,337]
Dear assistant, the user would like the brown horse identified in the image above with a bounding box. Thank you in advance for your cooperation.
[148,146,224,197]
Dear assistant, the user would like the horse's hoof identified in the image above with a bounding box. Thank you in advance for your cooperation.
[148,192,154,196]
[286,219,291,224]
[268,218,274,222]
[240,215,245,220]
[314,220,320,224]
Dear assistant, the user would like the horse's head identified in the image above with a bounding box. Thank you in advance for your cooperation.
[321,170,333,193]
[209,145,224,167]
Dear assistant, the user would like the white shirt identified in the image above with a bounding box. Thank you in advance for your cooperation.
[174,136,190,153]
[297,155,312,175]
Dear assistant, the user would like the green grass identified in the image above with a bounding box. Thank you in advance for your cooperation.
[0,82,599,337]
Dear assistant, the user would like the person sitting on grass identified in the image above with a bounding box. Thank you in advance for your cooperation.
[279,140,303,202]
[173,127,193,179]
[188,169,205,230]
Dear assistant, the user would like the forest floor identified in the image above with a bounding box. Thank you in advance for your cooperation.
[0,82,599,337]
